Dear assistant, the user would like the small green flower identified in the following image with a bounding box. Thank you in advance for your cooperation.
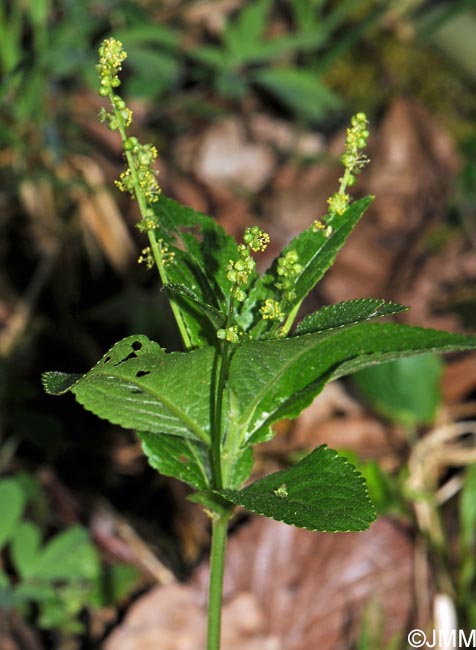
[275,249,303,302]
[96,38,127,96]
[136,209,159,232]
[225,246,255,286]
[327,191,350,216]
[138,247,154,269]
[327,112,370,217]
[312,219,325,232]
[115,141,160,204]
[260,299,284,321]
[97,38,161,225]
[159,239,175,266]
[217,325,240,343]
[243,226,270,253]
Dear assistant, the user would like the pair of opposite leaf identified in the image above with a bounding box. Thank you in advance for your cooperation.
[43,195,476,533]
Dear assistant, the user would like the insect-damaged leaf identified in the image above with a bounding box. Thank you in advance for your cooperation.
[43,335,213,444]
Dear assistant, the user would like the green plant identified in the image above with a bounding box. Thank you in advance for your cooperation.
[0,474,99,635]
[458,463,476,628]
[353,353,443,428]
[185,0,387,121]
[42,39,476,649]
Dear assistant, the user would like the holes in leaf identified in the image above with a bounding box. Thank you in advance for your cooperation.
[129,388,144,395]
[103,355,111,364]
[115,351,138,365]
[114,341,144,366]
[135,370,150,378]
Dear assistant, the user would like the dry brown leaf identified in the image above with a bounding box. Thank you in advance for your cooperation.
[261,383,405,466]
[396,236,476,330]
[105,517,415,649]
[442,356,476,404]
[365,98,459,233]
[0,612,42,650]
[264,160,338,248]
[68,155,135,274]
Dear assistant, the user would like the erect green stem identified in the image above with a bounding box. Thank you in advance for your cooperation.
[109,91,192,350]
[207,515,229,650]
[207,291,238,647]
[212,341,234,490]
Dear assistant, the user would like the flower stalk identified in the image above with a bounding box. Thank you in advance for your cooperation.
[97,38,192,349]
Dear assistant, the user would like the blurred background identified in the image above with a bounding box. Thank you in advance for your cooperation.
[1,1,476,648]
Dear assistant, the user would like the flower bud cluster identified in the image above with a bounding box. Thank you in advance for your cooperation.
[138,239,174,270]
[97,38,127,97]
[97,38,161,222]
[216,325,240,344]
[99,102,132,131]
[225,227,269,303]
[341,112,369,174]
[115,139,160,204]
[259,298,284,321]
[275,249,303,302]
[225,245,255,302]
[243,226,270,253]
[327,112,370,216]
[327,191,350,216]
[138,247,154,269]
[217,226,271,343]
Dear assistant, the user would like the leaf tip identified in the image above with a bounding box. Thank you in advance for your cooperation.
[42,371,82,395]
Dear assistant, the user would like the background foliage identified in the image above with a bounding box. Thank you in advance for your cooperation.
[1,1,476,647]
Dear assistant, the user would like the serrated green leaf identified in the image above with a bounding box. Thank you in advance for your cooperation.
[353,354,443,426]
[27,526,98,581]
[138,431,210,490]
[11,521,42,579]
[164,283,226,331]
[253,67,341,120]
[153,196,238,346]
[0,478,26,549]
[209,445,375,531]
[43,335,214,444]
[42,371,82,395]
[289,197,373,302]
[295,299,408,335]
[227,323,476,445]
[154,196,238,298]
[242,197,373,334]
